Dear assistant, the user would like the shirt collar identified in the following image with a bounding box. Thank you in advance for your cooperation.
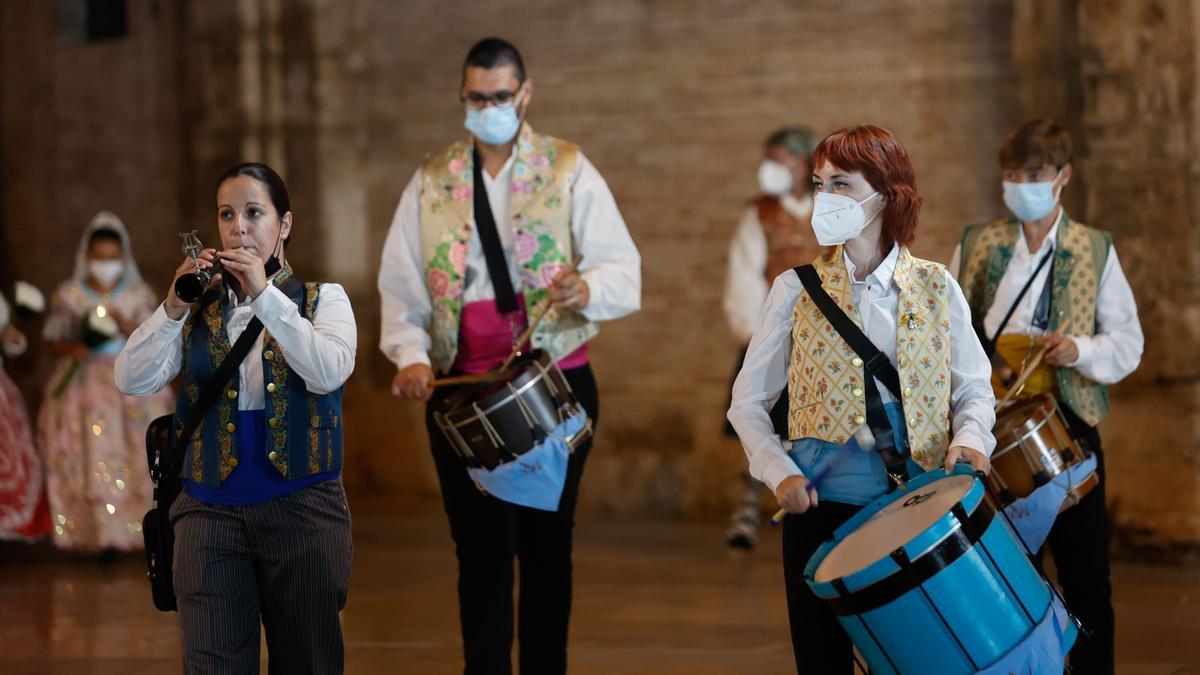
[843,243,901,288]
[1015,208,1061,256]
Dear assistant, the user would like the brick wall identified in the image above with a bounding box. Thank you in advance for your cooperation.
[7,1,1190,550]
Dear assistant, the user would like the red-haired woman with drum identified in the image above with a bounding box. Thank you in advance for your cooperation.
[727,125,999,672]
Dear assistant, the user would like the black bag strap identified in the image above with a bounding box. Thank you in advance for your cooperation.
[795,265,909,482]
[163,276,302,477]
[472,146,519,314]
[979,245,1054,356]
[795,265,902,399]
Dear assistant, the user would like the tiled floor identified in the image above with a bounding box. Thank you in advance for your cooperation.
[2,504,1199,674]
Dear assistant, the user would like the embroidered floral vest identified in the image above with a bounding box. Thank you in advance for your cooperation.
[787,247,954,471]
[418,123,598,373]
[176,266,343,487]
[956,212,1111,426]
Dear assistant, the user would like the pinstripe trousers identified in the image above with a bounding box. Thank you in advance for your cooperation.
[170,478,353,674]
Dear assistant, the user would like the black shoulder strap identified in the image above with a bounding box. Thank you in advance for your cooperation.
[472,146,519,314]
[982,245,1054,356]
[164,275,303,477]
[795,265,902,400]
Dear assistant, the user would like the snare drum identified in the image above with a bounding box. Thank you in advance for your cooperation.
[989,394,1098,511]
[805,466,1076,675]
[435,350,592,470]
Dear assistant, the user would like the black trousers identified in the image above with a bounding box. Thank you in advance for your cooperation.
[171,479,353,675]
[426,365,599,675]
[781,501,863,674]
[1045,406,1114,675]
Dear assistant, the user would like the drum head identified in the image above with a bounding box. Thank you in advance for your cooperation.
[813,475,974,583]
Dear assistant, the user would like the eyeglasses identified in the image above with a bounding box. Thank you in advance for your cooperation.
[461,87,524,110]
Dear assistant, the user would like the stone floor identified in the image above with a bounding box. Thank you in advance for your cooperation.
[2,503,1199,674]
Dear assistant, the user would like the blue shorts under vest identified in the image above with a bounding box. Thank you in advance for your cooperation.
[184,410,340,506]
[786,403,923,505]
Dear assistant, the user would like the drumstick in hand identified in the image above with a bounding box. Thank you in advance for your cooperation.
[770,426,873,525]
[498,254,584,374]
[994,344,1048,411]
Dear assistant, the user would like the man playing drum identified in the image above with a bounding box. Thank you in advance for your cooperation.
[728,125,997,673]
[378,37,641,674]
[950,118,1144,674]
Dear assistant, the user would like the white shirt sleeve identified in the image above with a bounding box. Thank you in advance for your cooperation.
[727,272,804,493]
[378,170,435,371]
[1067,248,1143,384]
[724,207,769,343]
[944,270,997,455]
[571,153,642,322]
[251,282,357,394]
[114,303,186,396]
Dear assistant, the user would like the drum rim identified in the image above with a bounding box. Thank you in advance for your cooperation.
[813,495,998,616]
[443,358,564,424]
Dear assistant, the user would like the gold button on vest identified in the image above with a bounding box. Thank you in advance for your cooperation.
[854,415,866,425]
[268,451,278,461]
[852,357,863,368]
[225,422,236,433]
[269,418,279,428]
[228,457,238,468]
[263,350,274,360]
[226,390,237,399]
[852,387,863,398]
[266,383,276,393]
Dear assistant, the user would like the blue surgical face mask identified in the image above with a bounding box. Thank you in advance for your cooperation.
[464,101,522,146]
[1002,170,1063,222]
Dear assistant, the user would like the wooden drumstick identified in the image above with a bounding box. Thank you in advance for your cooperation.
[430,371,507,388]
[995,344,1048,411]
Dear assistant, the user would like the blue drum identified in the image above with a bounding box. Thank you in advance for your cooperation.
[804,466,1077,674]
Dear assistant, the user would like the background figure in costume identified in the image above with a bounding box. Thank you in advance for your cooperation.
[723,125,823,550]
[380,38,641,674]
[0,291,50,541]
[950,118,1144,674]
[38,213,172,553]
[728,125,996,673]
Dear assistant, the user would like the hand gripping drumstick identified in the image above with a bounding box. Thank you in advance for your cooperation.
[429,255,583,389]
[769,426,873,525]
[994,343,1048,411]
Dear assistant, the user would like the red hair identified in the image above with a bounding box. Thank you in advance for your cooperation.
[811,125,922,250]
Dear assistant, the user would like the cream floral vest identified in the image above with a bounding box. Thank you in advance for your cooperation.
[788,246,954,470]
[418,123,598,373]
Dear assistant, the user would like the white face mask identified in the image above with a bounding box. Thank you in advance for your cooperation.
[88,260,124,287]
[810,191,881,246]
[1002,170,1062,223]
[757,159,794,196]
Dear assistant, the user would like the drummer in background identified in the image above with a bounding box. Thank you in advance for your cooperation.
[950,117,1143,674]
[379,37,641,674]
[722,125,823,550]
[728,124,997,673]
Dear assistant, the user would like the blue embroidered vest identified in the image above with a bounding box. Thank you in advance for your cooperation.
[175,270,344,488]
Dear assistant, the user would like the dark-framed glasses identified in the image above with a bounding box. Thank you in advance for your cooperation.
[461,87,524,110]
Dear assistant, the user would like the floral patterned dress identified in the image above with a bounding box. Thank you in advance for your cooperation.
[0,294,50,541]
[38,280,173,551]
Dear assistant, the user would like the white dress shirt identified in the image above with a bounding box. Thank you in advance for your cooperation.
[723,194,813,343]
[378,148,642,370]
[115,281,357,411]
[728,245,997,493]
[948,216,1143,385]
